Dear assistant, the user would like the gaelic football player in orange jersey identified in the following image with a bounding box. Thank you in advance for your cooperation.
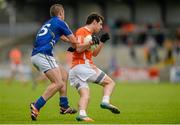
[68,13,120,122]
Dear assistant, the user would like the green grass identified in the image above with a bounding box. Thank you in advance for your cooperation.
[0,79,180,124]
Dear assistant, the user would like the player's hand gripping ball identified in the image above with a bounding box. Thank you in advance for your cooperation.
[84,35,99,51]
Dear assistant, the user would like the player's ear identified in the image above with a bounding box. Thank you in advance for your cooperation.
[59,10,64,20]
[58,11,61,16]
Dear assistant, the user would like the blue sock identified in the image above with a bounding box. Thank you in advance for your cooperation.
[34,96,46,110]
[60,97,69,108]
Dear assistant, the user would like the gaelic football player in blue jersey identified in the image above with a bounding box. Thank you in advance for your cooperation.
[30,4,77,121]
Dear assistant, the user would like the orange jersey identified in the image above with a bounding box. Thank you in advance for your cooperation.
[72,27,93,67]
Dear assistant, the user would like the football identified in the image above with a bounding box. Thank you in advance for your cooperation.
[84,35,98,51]
[84,35,92,43]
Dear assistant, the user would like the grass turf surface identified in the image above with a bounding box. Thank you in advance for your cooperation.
[0,80,180,124]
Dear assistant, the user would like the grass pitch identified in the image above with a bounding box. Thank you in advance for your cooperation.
[0,79,180,124]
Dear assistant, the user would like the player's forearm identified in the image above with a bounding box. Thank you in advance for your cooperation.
[67,34,79,44]
[76,42,91,53]
[60,35,70,42]
[92,43,104,56]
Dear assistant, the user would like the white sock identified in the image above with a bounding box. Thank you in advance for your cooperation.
[79,110,87,116]
[102,96,110,104]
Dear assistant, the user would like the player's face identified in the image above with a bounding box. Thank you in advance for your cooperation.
[94,20,103,33]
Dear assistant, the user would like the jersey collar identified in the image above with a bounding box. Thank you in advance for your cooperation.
[84,26,93,34]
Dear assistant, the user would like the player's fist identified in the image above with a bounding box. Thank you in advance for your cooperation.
[67,47,75,52]
[100,33,110,43]
[91,35,100,45]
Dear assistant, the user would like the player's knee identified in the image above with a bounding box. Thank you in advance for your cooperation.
[103,77,115,86]
[55,82,63,90]
[110,79,115,86]
[60,84,66,92]
[108,80,115,87]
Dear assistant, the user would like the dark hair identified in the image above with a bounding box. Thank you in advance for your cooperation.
[86,13,104,25]
[50,4,64,17]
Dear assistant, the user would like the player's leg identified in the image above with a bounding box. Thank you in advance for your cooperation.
[30,54,63,120]
[101,75,115,103]
[31,67,64,120]
[68,64,96,121]
[58,65,77,114]
[17,63,27,86]
[6,63,16,85]
[59,65,68,97]
[100,75,120,114]
[42,67,64,100]
[75,83,94,122]
[88,65,120,114]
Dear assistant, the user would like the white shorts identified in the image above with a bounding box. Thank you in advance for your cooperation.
[68,64,106,90]
[31,53,58,73]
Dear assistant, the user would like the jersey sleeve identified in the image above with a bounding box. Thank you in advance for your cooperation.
[57,20,73,36]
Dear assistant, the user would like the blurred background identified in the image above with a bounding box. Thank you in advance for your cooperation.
[0,0,180,83]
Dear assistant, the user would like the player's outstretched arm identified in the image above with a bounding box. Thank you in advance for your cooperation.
[60,35,70,42]
[66,34,79,44]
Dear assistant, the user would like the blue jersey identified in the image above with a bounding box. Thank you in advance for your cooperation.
[31,16,72,56]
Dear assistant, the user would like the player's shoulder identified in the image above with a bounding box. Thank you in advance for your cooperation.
[51,16,66,25]
[75,27,88,35]
[76,27,86,32]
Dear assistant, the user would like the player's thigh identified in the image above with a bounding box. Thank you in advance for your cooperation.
[87,67,106,85]
[69,71,89,91]
[31,53,58,73]
[69,64,96,87]
[59,65,68,82]
[45,67,63,84]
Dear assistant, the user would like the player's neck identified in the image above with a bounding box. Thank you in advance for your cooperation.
[85,25,94,33]
[57,15,64,20]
